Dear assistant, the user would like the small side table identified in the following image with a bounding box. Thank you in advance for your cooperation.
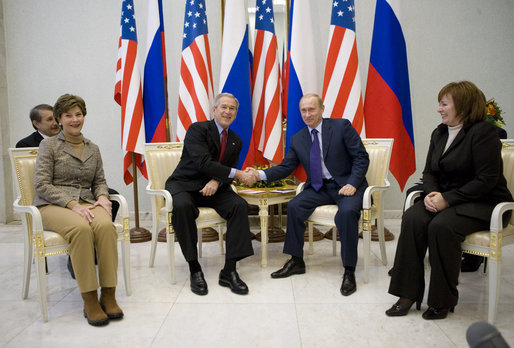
[236,186,297,267]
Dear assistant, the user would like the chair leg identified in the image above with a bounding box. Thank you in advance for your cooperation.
[332,227,337,256]
[362,215,371,283]
[219,224,225,255]
[22,240,32,299]
[308,222,314,255]
[121,238,132,296]
[35,255,49,322]
[198,228,203,258]
[376,217,388,266]
[167,229,176,284]
[487,258,501,324]
[149,217,159,268]
[483,257,488,273]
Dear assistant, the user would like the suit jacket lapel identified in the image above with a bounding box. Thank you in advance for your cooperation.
[321,119,332,159]
[208,120,221,153]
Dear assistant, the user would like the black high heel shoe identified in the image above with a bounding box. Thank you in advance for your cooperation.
[422,306,455,320]
[385,298,422,317]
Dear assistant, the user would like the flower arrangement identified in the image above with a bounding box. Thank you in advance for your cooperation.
[486,98,506,128]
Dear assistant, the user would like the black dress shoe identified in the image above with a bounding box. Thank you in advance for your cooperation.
[461,254,484,272]
[385,298,421,317]
[219,270,249,295]
[67,256,76,280]
[271,258,306,279]
[190,271,208,295]
[422,306,454,320]
[340,270,356,296]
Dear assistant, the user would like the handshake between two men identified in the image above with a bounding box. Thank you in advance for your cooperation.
[234,167,261,186]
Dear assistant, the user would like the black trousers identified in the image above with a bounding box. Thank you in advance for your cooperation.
[284,180,364,268]
[171,188,254,262]
[388,200,489,308]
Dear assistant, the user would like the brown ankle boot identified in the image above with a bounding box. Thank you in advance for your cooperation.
[81,290,109,326]
[100,287,124,319]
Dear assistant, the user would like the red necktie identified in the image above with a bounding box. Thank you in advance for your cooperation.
[218,129,227,161]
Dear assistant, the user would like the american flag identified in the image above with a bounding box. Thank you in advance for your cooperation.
[176,0,214,141]
[114,0,147,185]
[252,0,283,165]
[322,0,364,134]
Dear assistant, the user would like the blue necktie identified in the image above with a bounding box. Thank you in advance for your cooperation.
[310,129,323,191]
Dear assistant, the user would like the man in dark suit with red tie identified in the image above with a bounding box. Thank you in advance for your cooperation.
[165,93,255,296]
[250,93,369,296]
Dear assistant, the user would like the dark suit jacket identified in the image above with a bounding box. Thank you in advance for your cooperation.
[264,118,369,190]
[423,121,513,222]
[16,131,43,148]
[166,120,242,194]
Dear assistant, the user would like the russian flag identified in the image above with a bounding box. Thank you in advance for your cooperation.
[219,0,254,169]
[143,0,168,143]
[285,0,318,180]
[364,0,415,191]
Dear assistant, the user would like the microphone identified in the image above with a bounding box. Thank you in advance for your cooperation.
[466,321,510,348]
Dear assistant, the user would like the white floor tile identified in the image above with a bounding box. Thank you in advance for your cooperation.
[1,218,513,348]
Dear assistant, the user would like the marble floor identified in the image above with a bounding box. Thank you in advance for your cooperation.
[0,218,513,348]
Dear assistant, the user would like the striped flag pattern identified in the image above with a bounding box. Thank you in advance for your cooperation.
[176,0,214,141]
[364,0,415,191]
[143,0,168,143]
[114,0,147,185]
[285,0,318,180]
[251,0,283,165]
[219,0,254,169]
[322,0,364,134]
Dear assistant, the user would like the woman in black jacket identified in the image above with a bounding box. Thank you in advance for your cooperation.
[386,81,512,320]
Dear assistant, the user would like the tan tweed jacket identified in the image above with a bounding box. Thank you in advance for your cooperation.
[33,132,109,207]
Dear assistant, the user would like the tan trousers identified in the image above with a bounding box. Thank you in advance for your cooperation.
[39,203,118,293]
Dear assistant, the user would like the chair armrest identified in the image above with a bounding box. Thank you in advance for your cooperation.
[296,182,305,195]
[230,184,238,193]
[145,182,173,211]
[362,179,391,209]
[108,194,129,222]
[490,202,514,232]
[405,190,422,212]
[13,198,44,233]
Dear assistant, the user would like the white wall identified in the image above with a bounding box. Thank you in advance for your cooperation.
[2,0,513,222]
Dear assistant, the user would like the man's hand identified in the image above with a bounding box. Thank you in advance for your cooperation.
[424,191,448,213]
[244,167,260,182]
[199,179,220,196]
[236,169,258,185]
[92,195,112,216]
[338,184,356,196]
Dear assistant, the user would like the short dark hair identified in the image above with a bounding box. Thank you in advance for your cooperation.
[29,104,54,130]
[438,81,486,125]
[53,94,87,122]
[214,93,239,109]
[300,93,324,108]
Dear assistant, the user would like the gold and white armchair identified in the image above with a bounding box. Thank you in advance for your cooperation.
[9,147,131,322]
[144,142,226,284]
[299,138,393,283]
[404,139,514,323]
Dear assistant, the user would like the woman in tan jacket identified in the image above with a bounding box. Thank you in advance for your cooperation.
[34,94,123,326]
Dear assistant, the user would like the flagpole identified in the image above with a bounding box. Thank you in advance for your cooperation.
[130,152,152,242]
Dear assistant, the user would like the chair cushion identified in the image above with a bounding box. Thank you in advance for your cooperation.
[43,231,67,247]
[159,206,222,220]
[464,224,514,247]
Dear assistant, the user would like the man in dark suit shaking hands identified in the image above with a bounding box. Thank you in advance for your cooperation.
[165,93,256,296]
[249,93,369,296]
